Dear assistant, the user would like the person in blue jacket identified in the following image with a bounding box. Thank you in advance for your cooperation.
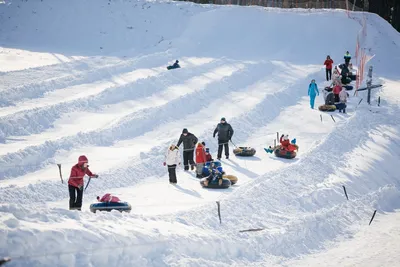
[308,79,319,109]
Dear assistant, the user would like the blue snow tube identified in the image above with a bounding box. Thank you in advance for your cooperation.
[344,85,353,90]
[90,202,132,213]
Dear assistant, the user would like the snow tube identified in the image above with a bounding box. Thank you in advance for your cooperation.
[344,85,353,90]
[223,174,238,185]
[233,147,256,156]
[167,65,180,70]
[90,202,132,213]
[324,86,333,92]
[318,105,336,112]
[274,145,298,159]
[200,177,231,189]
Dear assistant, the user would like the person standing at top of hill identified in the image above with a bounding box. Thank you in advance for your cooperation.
[324,55,334,81]
[344,51,351,65]
[176,128,198,171]
[213,117,234,160]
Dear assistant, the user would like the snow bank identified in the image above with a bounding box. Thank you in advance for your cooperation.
[1,0,400,266]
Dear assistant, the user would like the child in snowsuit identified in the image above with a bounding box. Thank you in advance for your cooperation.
[97,193,121,203]
[338,89,349,113]
[195,142,206,178]
[280,134,297,152]
[333,82,342,103]
[324,55,334,81]
[203,163,223,187]
[205,147,213,164]
[164,144,181,184]
[308,79,319,109]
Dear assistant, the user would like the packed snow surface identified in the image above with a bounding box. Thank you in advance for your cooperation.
[1,0,400,266]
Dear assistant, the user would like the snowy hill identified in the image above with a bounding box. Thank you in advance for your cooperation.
[1,0,400,266]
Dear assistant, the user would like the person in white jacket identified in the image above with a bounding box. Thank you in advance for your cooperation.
[164,144,181,184]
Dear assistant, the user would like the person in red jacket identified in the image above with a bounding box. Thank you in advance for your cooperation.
[324,55,334,81]
[195,142,206,178]
[205,147,213,163]
[68,155,98,210]
[332,81,342,103]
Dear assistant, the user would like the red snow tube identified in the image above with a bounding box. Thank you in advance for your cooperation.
[274,145,298,159]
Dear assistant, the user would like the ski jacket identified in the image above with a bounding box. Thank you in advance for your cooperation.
[213,122,234,141]
[165,147,180,166]
[324,59,334,70]
[205,153,213,163]
[68,155,95,188]
[308,83,319,96]
[339,90,349,103]
[177,132,198,150]
[333,85,342,95]
[195,143,206,164]
[99,193,120,203]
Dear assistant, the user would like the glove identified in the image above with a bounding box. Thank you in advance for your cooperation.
[93,174,99,178]
[78,185,83,190]
[281,134,284,138]
[163,162,166,166]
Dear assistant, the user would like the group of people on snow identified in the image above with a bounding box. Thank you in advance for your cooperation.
[309,51,354,113]
[164,117,234,184]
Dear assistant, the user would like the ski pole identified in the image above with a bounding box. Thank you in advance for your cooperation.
[57,164,64,184]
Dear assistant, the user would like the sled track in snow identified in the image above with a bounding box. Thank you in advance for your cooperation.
[0,60,323,207]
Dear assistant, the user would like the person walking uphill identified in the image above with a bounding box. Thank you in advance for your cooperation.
[324,55,334,81]
[213,117,234,160]
[176,128,198,171]
[164,144,181,184]
[68,155,98,211]
[308,79,319,109]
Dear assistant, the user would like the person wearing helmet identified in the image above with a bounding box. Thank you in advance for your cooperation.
[68,155,98,210]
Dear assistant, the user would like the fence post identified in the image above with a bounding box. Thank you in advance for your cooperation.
[367,66,373,105]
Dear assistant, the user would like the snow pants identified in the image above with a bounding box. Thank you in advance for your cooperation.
[217,139,229,159]
[168,164,177,183]
[326,68,332,81]
[183,150,195,171]
[69,185,83,210]
[309,95,316,109]
[196,163,204,177]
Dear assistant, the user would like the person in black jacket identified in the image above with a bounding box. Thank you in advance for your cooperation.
[176,128,198,171]
[213,117,234,160]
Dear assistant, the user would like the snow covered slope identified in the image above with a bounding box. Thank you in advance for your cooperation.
[1,0,400,266]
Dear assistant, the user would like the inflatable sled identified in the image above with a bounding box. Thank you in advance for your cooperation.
[167,65,180,70]
[223,174,238,185]
[90,202,132,213]
[274,145,298,159]
[344,85,353,90]
[324,86,333,92]
[200,177,231,189]
[318,105,336,112]
[233,147,256,157]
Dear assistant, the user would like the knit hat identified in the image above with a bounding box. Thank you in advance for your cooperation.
[284,135,289,140]
[201,142,205,146]
[182,128,188,134]
[220,117,226,121]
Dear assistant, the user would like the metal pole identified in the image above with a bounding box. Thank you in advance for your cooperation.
[367,66,373,105]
